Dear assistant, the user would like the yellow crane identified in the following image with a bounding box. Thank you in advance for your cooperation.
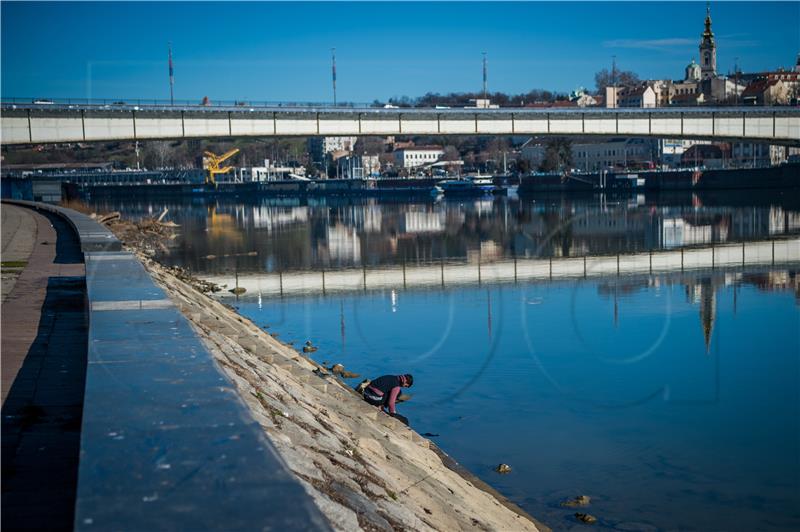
[203,148,240,185]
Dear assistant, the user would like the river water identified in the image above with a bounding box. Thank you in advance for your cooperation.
[87,192,800,531]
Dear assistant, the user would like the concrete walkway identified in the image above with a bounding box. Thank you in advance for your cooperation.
[1,204,37,302]
[1,204,87,531]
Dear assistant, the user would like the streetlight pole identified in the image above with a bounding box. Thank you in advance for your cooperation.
[482,51,488,100]
[331,48,337,106]
[168,42,175,106]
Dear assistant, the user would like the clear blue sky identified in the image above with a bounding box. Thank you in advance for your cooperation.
[2,1,798,103]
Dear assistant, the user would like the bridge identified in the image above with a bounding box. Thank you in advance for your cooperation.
[202,237,800,298]
[2,101,799,145]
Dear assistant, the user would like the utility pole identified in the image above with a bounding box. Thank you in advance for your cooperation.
[168,42,174,106]
[331,48,337,106]
[482,51,488,100]
[611,55,618,87]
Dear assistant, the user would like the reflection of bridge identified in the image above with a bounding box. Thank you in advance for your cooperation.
[2,103,798,145]
[204,237,800,298]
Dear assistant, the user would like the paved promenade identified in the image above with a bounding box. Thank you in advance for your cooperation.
[1,204,37,302]
[1,203,87,530]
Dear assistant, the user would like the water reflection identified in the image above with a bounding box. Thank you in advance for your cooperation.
[235,267,799,531]
[85,192,800,276]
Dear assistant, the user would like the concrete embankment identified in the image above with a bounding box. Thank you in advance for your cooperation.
[136,254,546,531]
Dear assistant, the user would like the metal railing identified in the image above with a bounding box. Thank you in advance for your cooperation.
[3,96,798,114]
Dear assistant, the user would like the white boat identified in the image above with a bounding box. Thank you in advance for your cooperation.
[437,176,496,196]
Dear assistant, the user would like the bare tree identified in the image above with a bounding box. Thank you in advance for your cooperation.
[539,138,573,172]
[594,68,641,94]
[355,137,386,156]
[442,145,460,161]
[143,141,172,169]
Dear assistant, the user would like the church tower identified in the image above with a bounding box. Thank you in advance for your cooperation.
[699,2,717,79]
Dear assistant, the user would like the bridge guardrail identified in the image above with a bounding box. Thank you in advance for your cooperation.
[3,96,800,113]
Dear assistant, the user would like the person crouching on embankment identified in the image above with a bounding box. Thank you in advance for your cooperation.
[362,374,413,419]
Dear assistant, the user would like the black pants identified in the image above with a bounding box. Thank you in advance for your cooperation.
[362,391,409,426]
[363,389,386,408]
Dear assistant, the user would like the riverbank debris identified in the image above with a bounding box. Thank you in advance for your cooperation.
[302,341,318,353]
[561,495,591,507]
[229,286,246,295]
[162,265,220,294]
[96,211,121,225]
[203,251,258,260]
[86,202,184,259]
[495,464,512,474]
[421,432,440,438]
[575,513,597,524]
[355,379,370,393]
[329,363,360,379]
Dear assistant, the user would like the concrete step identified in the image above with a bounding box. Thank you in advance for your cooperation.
[290,369,310,383]
[309,382,328,393]
[410,432,429,447]
[353,402,379,421]
[238,336,262,353]
[327,387,352,402]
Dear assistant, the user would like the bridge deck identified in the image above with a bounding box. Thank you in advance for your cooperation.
[3,104,798,145]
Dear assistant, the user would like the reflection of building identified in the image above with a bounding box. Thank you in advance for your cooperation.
[699,282,716,353]
[251,206,309,231]
[362,205,383,233]
[401,211,445,234]
[685,280,717,353]
[742,271,800,303]
[326,224,361,263]
[660,217,727,248]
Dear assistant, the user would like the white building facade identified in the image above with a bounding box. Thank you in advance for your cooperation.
[394,147,445,169]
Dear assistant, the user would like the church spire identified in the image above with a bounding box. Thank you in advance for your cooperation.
[703,1,714,40]
[699,1,717,79]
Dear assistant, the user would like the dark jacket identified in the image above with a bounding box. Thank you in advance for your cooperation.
[365,375,402,413]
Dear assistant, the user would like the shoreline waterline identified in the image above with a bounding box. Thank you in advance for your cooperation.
[134,251,548,531]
